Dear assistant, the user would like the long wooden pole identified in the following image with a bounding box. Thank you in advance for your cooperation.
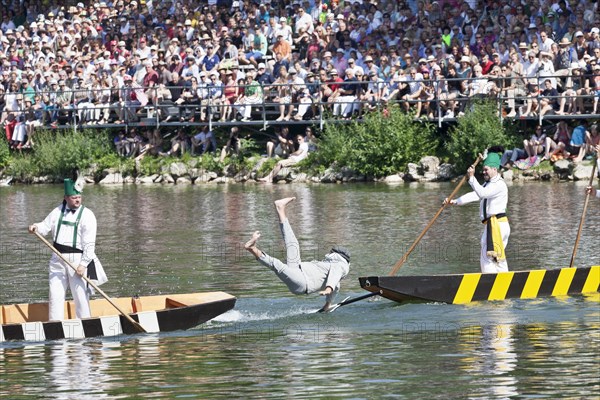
[388,155,483,276]
[569,157,597,268]
[34,231,147,333]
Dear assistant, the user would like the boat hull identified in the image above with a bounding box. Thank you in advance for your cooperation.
[359,266,600,304]
[0,292,236,342]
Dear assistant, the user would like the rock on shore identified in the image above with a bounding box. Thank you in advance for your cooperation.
[2,156,595,186]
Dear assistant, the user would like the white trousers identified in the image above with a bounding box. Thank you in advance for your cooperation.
[258,219,308,295]
[480,221,510,273]
[11,123,27,142]
[296,98,312,117]
[333,95,356,116]
[234,97,262,118]
[49,259,91,321]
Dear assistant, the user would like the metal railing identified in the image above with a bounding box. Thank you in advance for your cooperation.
[3,73,599,132]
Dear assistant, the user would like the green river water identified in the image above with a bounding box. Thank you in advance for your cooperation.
[0,181,598,399]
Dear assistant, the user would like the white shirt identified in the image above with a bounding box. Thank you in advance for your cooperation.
[456,174,508,221]
[34,204,103,280]
[289,141,309,162]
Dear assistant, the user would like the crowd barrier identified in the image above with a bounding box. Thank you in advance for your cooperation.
[3,73,599,133]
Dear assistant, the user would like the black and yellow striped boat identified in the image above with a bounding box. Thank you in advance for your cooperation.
[359,266,600,304]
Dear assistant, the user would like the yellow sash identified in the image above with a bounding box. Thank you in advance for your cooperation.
[485,216,508,261]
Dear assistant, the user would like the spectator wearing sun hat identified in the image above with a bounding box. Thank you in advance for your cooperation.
[538,50,558,89]
[554,37,579,82]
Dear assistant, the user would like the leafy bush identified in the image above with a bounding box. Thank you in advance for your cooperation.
[29,129,113,177]
[95,153,123,171]
[296,152,326,176]
[138,155,163,176]
[0,139,9,168]
[239,137,261,157]
[6,153,40,181]
[445,101,516,171]
[314,107,440,177]
[197,153,220,173]
[257,157,278,176]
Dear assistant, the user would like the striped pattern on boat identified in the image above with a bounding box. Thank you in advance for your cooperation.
[1,311,162,342]
[1,293,236,342]
[358,266,600,304]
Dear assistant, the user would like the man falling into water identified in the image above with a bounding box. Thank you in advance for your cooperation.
[244,197,350,312]
[444,152,510,273]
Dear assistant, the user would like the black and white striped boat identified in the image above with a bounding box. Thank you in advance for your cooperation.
[0,292,236,342]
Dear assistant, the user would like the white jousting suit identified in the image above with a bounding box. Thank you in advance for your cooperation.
[455,174,510,273]
[34,204,107,320]
[258,219,350,305]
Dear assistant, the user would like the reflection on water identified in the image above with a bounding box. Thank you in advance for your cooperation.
[1,182,598,304]
[458,322,519,399]
[1,314,598,398]
[0,182,598,398]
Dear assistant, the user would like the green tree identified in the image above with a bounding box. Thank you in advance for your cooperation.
[445,101,516,171]
[314,107,440,177]
[7,129,113,179]
[0,139,9,169]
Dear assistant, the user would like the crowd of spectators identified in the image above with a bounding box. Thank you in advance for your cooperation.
[500,120,599,168]
[1,0,600,151]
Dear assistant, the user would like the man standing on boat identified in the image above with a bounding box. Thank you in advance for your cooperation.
[28,178,107,321]
[444,152,510,273]
[244,197,350,312]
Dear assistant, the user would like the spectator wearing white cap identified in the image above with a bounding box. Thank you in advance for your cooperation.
[184,19,196,42]
[333,48,348,76]
[346,57,364,76]
[538,50,557,89]
[587,28,600,55]
[574,29,588,60]
[275,17,293,44]
[523,51,540,87]
[256,62,274,86]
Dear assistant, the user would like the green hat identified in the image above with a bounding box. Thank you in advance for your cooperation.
[64,178,81,196]
[483,152,501,169]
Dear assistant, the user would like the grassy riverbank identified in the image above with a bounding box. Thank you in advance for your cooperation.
[0,102,535,183]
